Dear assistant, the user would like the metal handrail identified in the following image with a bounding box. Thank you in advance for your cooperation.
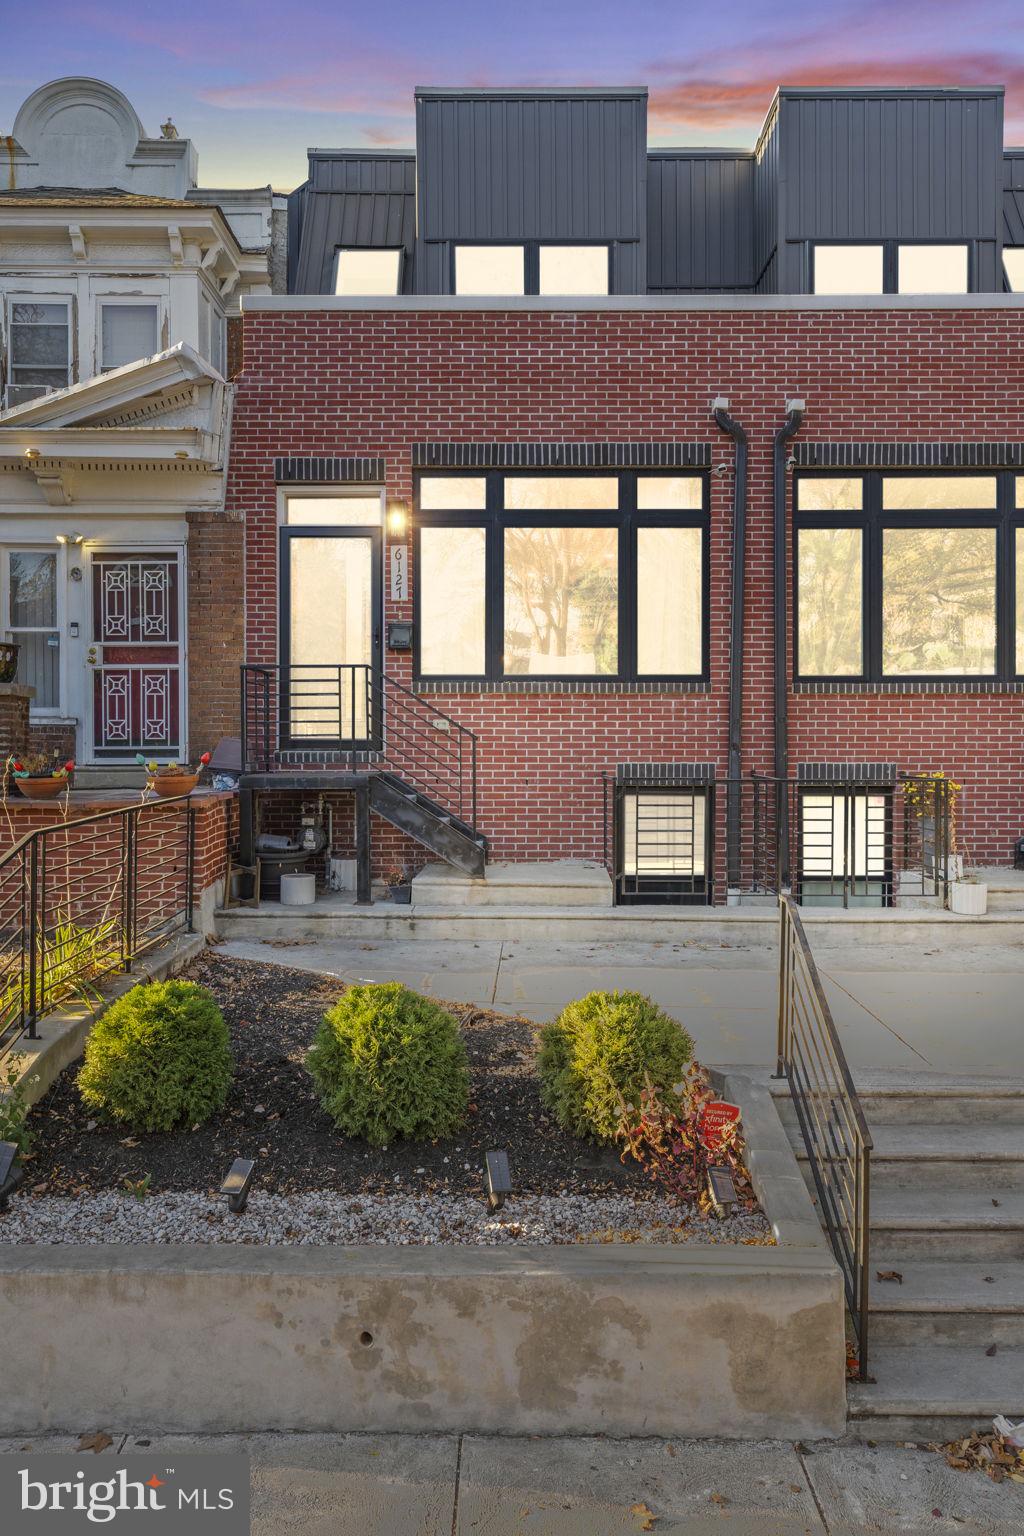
[0,793,196,1063]
[776,893,873,1380]
[240,663,481,830]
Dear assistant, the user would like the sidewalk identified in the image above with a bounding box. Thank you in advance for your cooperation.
[2,1431,1020,1533]
[216,932,1024,1073]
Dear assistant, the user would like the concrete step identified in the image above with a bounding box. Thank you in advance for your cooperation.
[869,1190,1024,1260]
[973,869,1024,912]
[869,1260,1024,1346]
[411,860,614,910]
[848,1343,1024,1441]
[788,1125,1024,1190]
[771,1076,1024,1126]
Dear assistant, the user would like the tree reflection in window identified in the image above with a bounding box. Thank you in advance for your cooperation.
[503,526,618,674]
[882,527,996,675]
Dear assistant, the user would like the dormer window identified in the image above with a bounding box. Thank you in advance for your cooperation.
[455,246,526,296]
[538,245,610,295]
[812,241,970,295]
[897,244,968,294]
[812,246,884,296]
[100,302,159,370]
[333,249,403,296]
[1004,249,1024,291]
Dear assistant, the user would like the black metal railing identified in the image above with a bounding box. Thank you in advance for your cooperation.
[0,794,196,1064]
[777,894,873,1379]
[600,772,953,910]
[241,664,479,828]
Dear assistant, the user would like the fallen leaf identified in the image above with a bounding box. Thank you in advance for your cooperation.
[629,1502,659,1529]
[709,1492,730,1506]
[76,1432,113,1454]
[985,1344,998,1356]
[877,1270,903,1284]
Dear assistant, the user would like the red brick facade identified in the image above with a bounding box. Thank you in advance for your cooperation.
[229,304,1024,870]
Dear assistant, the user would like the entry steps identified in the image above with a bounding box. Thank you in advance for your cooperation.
[772,1074,1024,1440]
[411,860,613,909]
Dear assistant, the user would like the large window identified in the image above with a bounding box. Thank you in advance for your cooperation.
[415,471,707,682]
[7,550,60,709]
[100,302,159,370]
[334,249,402,296]
[795,472,1023,682]
[454,242,610,296]
[1004,248,1024,292]
[5,300,72,404]
[811,242,969,295]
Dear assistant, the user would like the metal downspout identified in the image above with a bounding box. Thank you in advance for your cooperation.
[712,398,748,893]
[773,399,806,884]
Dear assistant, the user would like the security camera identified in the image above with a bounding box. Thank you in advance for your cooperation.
[785,453,796,469]
[713,462,730,476]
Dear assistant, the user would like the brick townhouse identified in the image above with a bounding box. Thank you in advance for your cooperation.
[221,83,1024,908]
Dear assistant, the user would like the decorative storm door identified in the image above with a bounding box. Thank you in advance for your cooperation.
[91,552,183,758]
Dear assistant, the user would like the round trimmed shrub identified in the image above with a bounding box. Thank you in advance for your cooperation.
[78,979,232,1133]
[307,982,469,1146]
[538,990,693,1142]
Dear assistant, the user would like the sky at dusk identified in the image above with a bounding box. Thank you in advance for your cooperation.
[2,0,1021,190]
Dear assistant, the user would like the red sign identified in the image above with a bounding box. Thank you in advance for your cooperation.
[698,1100,741,1152]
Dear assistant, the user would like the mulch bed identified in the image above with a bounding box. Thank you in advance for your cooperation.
[22,952,647,1199]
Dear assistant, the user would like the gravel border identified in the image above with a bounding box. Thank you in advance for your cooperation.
[0,1191,773,1247]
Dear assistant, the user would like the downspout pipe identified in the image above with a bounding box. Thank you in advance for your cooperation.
[773,399,806,884]
[712,398,748,893]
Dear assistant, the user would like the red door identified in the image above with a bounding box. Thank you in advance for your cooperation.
[91,553,182,758]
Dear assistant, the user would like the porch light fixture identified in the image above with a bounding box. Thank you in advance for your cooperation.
[219,1157,256,1214]
[484,1149,512,1211]
[23,448,41,461]
[705,1164,737,1219]
[0,1140,23,1213]
[386,498,409,536]
[55,532,83,545]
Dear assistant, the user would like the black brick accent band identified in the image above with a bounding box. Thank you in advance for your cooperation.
[794,443,1024,468]
[274,457,385,482]
[412,443,711,469]
[797,762,898,784]
[616,762,716,785]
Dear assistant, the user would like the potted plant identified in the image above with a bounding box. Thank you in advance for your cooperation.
[137,751,210,798]
[0,641,20,684]
[948,840,988,916]
[903,771,963,882]
[381,865,412,904]
[9,752,75,800]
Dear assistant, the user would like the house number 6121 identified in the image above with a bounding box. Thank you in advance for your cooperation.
[390,544,409,601]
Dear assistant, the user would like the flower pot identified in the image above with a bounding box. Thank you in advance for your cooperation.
[949,880,987,916]
[15,775,67,800]
[388,883,412,904]
[147,772,200,798]
[0,641,19,684]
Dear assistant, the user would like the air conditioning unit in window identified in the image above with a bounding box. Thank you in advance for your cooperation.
[4,384,52,409]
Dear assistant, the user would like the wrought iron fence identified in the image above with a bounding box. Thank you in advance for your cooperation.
[777,894,873,1379]
[0,794,196,1064]
[241,664,479,828]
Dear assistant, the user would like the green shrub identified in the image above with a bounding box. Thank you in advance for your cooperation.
[538,990,694,1142]
[307,982,469,1146]
[78,979,232,1133]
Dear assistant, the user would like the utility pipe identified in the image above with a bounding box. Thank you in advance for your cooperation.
[712,397,748,893]
[773,399,806,884]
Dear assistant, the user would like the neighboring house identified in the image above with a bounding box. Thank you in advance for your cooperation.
[230,84,1024,903]
[0,77,284,769]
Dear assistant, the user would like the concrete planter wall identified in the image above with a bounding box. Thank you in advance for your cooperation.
[0,1074,846,1438]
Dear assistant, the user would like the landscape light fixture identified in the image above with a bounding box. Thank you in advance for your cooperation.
[484,1149,512,1211]
[386,499,409,536]
[219,1157,255,1214]
[705,1164,737,1219]
[0,1140,23,1213]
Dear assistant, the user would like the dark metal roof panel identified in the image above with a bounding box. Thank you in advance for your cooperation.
[1004,152,1024,245]
[779,89,1004,240]
[414,90,647,243]
[291,154,417,293]
[647,153,755,290]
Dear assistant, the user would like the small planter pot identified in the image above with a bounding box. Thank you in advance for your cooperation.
[15,774,68,800]
[0,641,20,684]
[148,772,200,798]
[949,880,988,916]
[388,883,412,904]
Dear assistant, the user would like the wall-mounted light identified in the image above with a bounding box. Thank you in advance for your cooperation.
[23,448,40,461]
[55,532,84,546]
[386,499,409,536]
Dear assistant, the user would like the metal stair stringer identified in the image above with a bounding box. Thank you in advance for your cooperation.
[369,771,487,878]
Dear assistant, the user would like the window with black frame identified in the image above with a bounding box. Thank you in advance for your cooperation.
[414,471,708,683]
[795,471,1023,683]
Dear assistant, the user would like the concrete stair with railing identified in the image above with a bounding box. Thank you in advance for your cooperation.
[771,1074,1024,1440]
